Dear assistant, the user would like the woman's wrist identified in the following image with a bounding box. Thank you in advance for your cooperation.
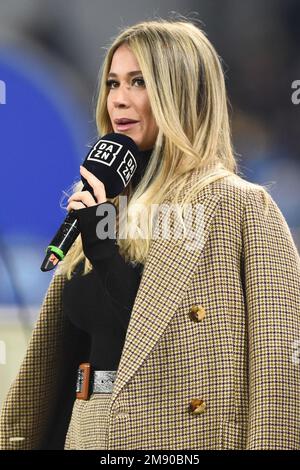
[74,201,118,261]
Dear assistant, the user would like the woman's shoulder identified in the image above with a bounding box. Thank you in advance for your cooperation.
[188,165,271,205]
[197,173,276,228]
[207,173,272,211]
[209,173,268,197]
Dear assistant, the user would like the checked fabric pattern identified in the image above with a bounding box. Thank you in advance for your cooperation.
[1,172,299,450]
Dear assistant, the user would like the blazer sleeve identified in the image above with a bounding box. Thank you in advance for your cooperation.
[0,272,90,450]
[243,188,300,449]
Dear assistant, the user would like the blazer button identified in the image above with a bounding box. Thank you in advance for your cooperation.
[189,305,206,321]
[189,398,206,414]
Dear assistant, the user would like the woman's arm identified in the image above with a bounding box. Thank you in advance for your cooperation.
[0,273,81,450]
[242,188,300,449]
[75,202,143,311]
[67,167,142,309]
[74,202,119,261]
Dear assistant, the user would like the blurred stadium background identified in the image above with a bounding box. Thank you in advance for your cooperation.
[0,0,299,406]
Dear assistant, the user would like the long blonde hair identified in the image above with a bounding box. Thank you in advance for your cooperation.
[58,18,270,280]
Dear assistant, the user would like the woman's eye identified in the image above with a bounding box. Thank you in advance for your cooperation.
[105,79,118,89]
[105,77,145,89]
[133,77,145,87]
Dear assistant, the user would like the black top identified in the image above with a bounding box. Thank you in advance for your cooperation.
[62,209,143,370]
[40,147,153,449]
[62,147,153,370]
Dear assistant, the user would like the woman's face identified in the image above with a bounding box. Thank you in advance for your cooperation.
[106,43,158,151]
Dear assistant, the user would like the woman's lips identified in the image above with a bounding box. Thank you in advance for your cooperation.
[115,121,139,131]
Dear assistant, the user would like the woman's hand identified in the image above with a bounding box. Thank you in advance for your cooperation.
[66,165,107,212]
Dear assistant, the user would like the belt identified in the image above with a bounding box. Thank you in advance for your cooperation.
[76,363,117,400]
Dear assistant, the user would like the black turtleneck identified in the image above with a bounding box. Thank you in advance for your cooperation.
[41,148,153,449]
[62,147,153,369]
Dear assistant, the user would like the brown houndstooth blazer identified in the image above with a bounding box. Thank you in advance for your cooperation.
[1,172,300,450]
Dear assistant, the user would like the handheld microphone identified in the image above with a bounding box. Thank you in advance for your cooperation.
[40,133,139,272]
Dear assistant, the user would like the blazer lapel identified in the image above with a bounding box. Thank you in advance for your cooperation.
[109,176,222,409]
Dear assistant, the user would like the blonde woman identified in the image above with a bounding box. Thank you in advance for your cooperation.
[1,19,299,450]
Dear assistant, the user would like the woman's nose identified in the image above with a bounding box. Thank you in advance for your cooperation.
[112,84,131,107]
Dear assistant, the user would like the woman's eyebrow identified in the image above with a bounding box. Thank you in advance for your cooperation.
[107,70,142,78]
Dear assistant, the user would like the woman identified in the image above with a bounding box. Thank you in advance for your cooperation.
[1,19,299,450]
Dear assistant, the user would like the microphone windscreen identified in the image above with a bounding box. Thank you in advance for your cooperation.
[81,133,140,198]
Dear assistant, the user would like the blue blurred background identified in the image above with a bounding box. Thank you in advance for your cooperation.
[0,0,299,402]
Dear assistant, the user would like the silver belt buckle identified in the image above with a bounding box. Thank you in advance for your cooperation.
[93,370,117,393]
